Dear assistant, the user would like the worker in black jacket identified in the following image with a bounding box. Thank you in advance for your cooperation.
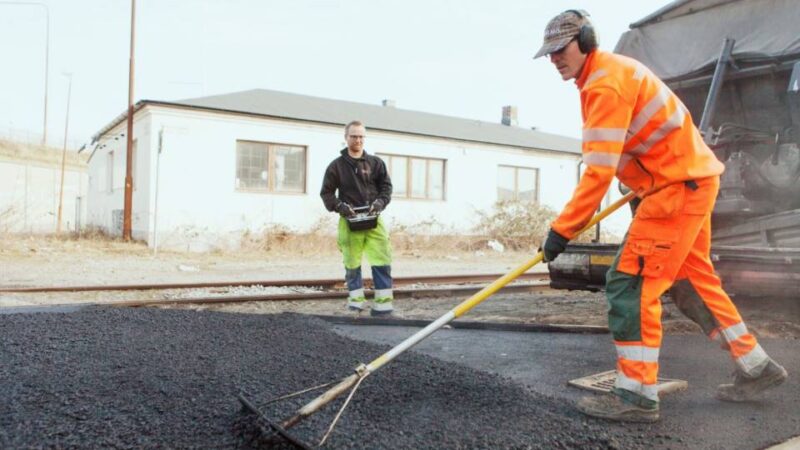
[320,120,394,315]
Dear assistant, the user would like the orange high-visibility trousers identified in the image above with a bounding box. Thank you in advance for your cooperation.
[605,176,768,405]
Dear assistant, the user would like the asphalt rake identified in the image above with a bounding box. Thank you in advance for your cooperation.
[238,192,637,448]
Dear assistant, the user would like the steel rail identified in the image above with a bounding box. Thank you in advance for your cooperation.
[0,282,551,311]
[0,272,549,293]
[110,282,551,308]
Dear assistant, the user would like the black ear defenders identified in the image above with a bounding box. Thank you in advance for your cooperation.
[565,9,598,54]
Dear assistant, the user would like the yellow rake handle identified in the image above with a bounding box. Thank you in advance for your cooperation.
[280,191,636,430]
[366,190,636,373]
[454,190,635,317]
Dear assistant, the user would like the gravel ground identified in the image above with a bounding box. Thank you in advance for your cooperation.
[0,236,535,289]
[0,308,678,449]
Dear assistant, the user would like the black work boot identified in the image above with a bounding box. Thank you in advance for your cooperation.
[576,391,659,423]
[716,359,788,402]
[370,299,394,316]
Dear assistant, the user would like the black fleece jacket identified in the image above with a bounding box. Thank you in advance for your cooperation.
[320,149,393,212]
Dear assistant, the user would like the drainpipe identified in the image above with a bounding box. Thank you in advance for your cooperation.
[153,127,163,256]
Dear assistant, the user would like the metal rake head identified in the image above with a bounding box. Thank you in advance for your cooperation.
[237,391,313,450]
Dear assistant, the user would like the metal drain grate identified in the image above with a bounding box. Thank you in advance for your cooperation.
[568,370,688,395]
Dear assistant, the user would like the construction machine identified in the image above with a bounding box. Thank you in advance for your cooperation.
[549,0,800,299]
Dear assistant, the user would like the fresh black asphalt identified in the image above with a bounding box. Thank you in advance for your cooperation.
[0,307,797,449]
[334,322,800,450]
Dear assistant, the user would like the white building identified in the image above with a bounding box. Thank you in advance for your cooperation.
[0,142,88,234]
[86,89,629,251]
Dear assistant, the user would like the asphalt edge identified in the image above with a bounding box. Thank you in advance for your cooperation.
[314,314,609,334]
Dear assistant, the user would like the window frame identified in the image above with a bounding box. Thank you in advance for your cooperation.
[497,164,540,203]
[377,153,446,201]
[235,139,308,195]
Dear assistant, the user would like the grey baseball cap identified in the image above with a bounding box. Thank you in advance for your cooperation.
[534,10,585,59]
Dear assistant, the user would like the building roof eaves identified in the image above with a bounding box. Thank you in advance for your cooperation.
[91,92,580,155]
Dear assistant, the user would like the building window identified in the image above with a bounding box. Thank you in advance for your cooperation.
[497,165,539,202]
[377,153,445,200]
[235,140,306,193]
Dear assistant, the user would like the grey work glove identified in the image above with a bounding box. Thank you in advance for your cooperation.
[368,199,385,215]
[336,202,356,218]
[540,229,569,262]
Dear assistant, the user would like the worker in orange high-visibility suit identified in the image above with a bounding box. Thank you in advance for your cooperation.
[534,10,788,423]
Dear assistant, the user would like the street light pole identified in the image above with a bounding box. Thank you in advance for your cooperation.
[42,3,48,145]
[0,2,49,146]
[123,0,136,241]
[56,72,72,234]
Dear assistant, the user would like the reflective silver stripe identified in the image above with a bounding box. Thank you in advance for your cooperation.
[616,345,660,363]
[615,371,659,401]
[349,288,365,299]
[633,64,647,81]
[583,151,621,168]
[372,301,394,312]
[721,322,749,343]
[627,85,670,142]
[629,106,686,155]
[585,69,608,85]
[736,344,769,375]
[374,288,393,299]
[583,128,627,142]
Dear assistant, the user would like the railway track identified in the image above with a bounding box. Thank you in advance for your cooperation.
[0,272,554,309]
[0,272,608,334]
[0,272,549,293]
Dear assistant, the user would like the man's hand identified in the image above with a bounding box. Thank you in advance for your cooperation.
[336,202,356,218]
[368,199,385,215]
[540,229,569,262]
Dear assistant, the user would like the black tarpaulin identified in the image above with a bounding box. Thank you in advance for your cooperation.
[614,0,800,81]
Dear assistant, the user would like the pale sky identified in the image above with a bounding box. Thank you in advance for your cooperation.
[0,0,673,150]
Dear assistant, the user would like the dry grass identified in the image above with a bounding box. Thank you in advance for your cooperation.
[1,228,501,262]
[1,200,621,260]
[0,229,151,258]
[238,219,338,256]
[0,138,88,166]
[236,217,489,257]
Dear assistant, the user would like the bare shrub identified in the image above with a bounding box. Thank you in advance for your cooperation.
[390,217,487,255]
[473,199,558,251]
[72,226,116,242]
[239,218,337,255]
[474,199,625,250]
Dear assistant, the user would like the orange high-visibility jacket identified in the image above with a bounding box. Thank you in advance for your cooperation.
[551,50,725,239]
